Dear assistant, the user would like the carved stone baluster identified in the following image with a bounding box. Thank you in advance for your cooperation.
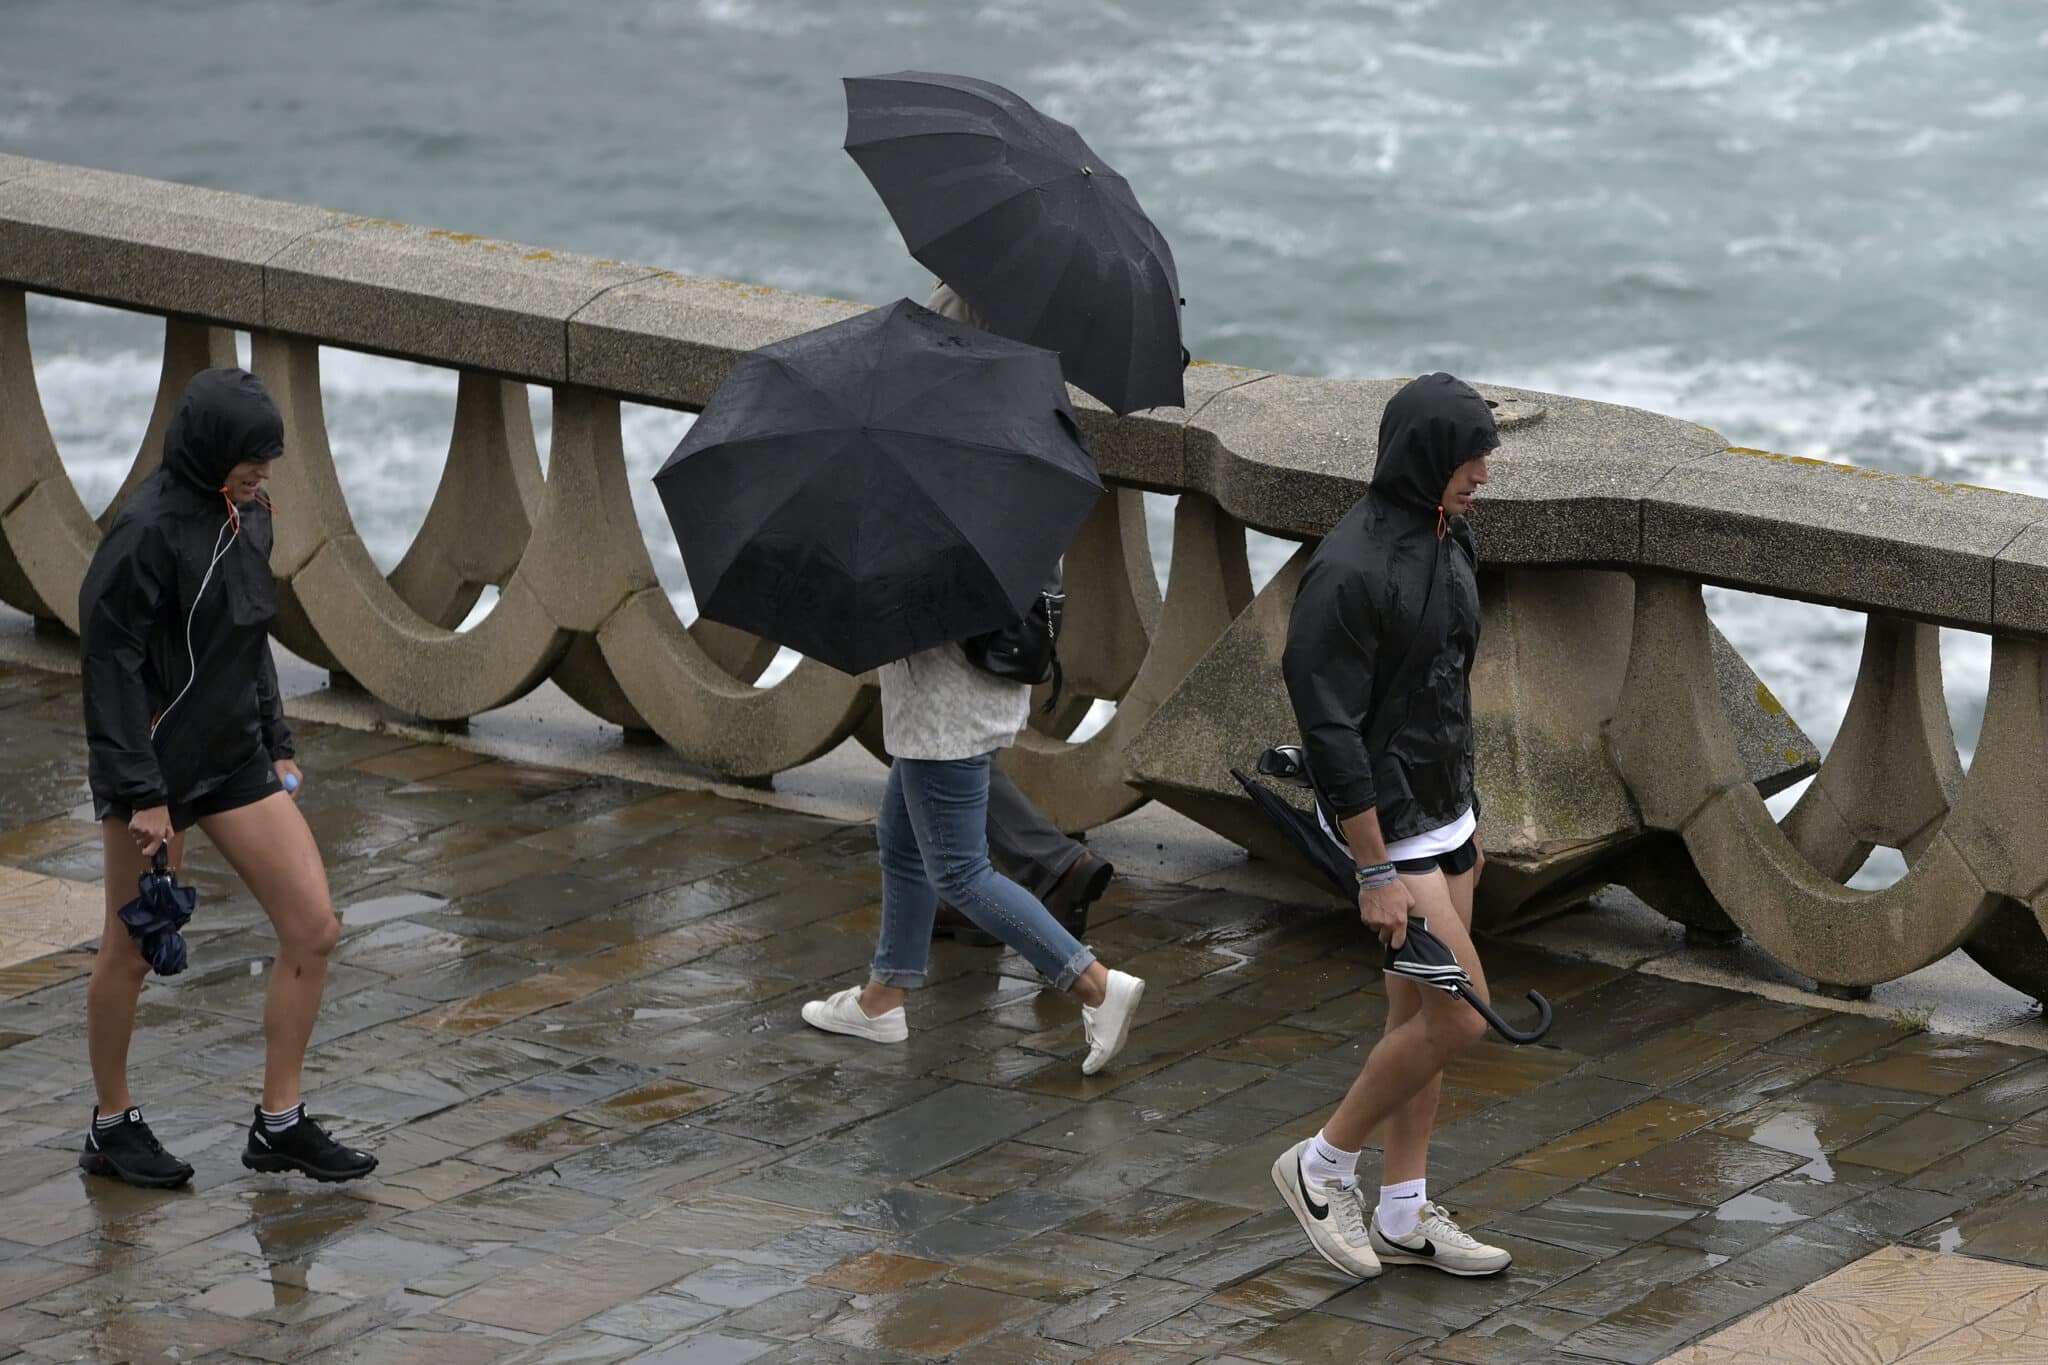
[535,387,872,777]
[0,287,103,630]
[252,333,571,714]
[1000,491,1252,832]
[1779,616,1960,880]
[1610,575,1997,987]
[386,373,544,630]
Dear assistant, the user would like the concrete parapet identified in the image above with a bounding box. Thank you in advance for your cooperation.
[0,159,350,325]
[5,153,2048,993]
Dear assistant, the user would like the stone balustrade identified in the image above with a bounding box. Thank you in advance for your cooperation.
[3,154,2045,1000]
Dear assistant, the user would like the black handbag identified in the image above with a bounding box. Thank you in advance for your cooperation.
[962,584,1066,712]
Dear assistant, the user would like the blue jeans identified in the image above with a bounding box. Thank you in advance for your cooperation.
[873,754,1096,991]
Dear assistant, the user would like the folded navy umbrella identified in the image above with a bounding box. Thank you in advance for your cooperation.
[1385,916,1552,1045]
[118,848,195,976]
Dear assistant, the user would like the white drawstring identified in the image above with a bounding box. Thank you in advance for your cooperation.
[149,515,238,741]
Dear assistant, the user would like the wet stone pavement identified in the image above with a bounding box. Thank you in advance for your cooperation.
[2,661,2047,1363]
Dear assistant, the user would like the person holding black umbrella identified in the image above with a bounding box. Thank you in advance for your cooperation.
[76,368,375,1189]
[1268,373,1511,1281]
[653,300,1147,1074]
[922,280,1116,949]
[801,587,1146,1073]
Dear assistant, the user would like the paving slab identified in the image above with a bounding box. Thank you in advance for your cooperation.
[0,662,2042,1361]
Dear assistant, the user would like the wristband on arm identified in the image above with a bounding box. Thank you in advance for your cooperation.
[1355,861,1399,890]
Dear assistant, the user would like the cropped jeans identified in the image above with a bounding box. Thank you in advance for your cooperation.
[872,754,1096,991]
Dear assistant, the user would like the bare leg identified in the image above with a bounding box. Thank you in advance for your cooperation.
[195,793,337,1110]
[88,824,186,1114]
[1375,865,1480,1181]
[1322,871,1489,1152]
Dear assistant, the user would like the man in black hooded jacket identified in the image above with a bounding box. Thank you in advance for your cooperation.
[76,367,375,1189]
[1268,373,1511,1281]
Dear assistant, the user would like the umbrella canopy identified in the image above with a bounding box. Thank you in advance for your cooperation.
[844,70,1185,416]
[118,849,195,977]
[1385,917,1553,1045]
[653,298,1104,676]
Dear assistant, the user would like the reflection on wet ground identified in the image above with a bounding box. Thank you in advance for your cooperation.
[1,661,2045,1362]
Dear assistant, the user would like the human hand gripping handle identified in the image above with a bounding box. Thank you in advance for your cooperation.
[275,758,302,797]
[1356,867,1415,948]
[129,805,174,858]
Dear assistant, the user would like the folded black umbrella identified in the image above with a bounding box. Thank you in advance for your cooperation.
[1386,916,1552,1045]
[118,848,195,977]
[1231,766,1354,901]
[653,298,1103,676]
[844,71,1185,416]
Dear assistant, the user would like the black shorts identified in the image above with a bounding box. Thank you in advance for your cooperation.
[1393,836,1479,877]
[95,747,282,833]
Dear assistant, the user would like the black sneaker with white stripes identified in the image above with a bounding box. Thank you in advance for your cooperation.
[79,1106,194,1188]
[240,1105,377,1182]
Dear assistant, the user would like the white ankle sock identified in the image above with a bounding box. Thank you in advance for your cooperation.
[1378,1178,1427,1238]
[260,1103,304,1134]
[1301,1130,1360,1188]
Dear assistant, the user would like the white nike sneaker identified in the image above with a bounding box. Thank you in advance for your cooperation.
[1270,1139,1380,1279]
[1080,969,1145,1075]
[1369,1200,1512,1276]
[800,986,908,1043]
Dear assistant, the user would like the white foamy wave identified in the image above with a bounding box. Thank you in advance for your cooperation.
[1514,350,2048,498]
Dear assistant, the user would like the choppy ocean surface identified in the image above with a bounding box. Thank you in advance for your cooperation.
[7,1,2046,878]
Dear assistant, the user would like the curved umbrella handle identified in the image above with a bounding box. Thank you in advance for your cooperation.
[1457,986,1553,1045]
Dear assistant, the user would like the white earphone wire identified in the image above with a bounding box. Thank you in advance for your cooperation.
[149,515,238,741]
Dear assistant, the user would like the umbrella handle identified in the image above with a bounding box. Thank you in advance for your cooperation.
[150,846,169,876]
[1456,985,1553,1045]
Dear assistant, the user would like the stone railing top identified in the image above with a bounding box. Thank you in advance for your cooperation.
[5,154,2045,636]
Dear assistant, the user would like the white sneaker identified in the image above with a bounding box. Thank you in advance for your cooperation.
[1080,969,1145,1075]
[800,986,908,1043]
[1270,1138,1379,1279]
[1369,1201,1511,1276]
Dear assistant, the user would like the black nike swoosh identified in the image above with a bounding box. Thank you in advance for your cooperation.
[1411,1237,1437,1257]
[1296,1161,1329,1220]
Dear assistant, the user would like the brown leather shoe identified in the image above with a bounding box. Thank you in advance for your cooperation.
[1042,853,1114,935]
[933,853,1113,945]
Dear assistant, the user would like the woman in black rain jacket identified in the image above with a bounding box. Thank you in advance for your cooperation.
[76,367,374,1189]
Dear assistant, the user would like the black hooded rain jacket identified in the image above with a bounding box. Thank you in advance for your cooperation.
[1280,372,1499,847]
[80,368,292,816]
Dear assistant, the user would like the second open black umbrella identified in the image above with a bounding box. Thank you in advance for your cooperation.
[844,71,1185,416]
[652,298,1103,677]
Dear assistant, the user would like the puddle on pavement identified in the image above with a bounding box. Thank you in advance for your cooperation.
[337,892,448,928]
[1709,1192,1807,1226]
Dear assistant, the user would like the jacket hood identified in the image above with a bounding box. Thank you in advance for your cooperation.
[1369,372,1499,512]
[163,368,285,492]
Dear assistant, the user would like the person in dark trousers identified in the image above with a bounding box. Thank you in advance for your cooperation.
[77,367,375,1189]
[920,280,1115,947]
[1269,373,1510,1280]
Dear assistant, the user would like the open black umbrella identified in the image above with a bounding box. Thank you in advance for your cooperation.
[118,848,195,977]
[844,71,1185,416]
[1387,917,1553,1045]
[653,298,1103,676]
